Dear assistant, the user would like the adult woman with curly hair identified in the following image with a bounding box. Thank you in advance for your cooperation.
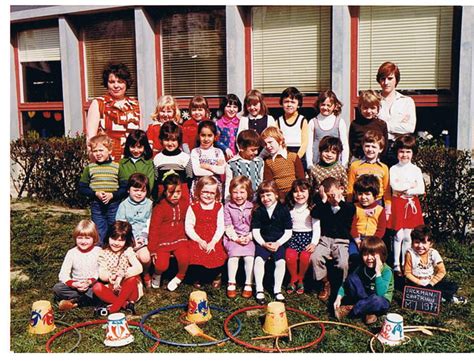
[86,62,142,160]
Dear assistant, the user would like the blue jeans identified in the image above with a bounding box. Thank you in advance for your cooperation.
[90,200,120,246]
[343,272,390,317]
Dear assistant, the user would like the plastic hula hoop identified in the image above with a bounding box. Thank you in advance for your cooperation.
[223,305,326,352]
[45,319,160,353]
[139,303,242,347]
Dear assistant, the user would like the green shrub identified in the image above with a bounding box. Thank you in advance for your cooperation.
[10,132,89,208]
[416,144,473,244]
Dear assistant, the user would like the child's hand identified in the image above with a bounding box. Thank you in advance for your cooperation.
[318,186,327,203]
[419,279,430,286]
[151,253,157,264]
[217,159,225,166]
[135,237,145,248]
[225,148,234,160]
[102,192,113,204]
[206,242,216,254]
[334,192,344,204]
[305,243,316,253]
[76,281,89,292]
[198,239,208,251]
[264,242,277,252]
[333,296,342,311]
[200,163,212,171]
[355,237,361,249]
[375,254,383,276]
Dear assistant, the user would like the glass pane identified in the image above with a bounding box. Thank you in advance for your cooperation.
[21,61,63,102]
[21,110,65,138]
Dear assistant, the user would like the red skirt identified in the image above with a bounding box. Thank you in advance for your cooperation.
[388,195,424,230]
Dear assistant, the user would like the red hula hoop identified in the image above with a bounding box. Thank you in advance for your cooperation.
[45,319,160,353]
[223,305,326,352]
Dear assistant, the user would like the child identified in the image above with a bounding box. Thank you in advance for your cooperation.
[92,221,143,315]
[190,120,226,194]
[182,95,210,154]
[306,90,349,168]
[348,90,388,161]
[389,135,425,275]
[261,126,305,201]
[53,220,101,310]
[147,95,182,155]
[153,121,193,201]
[119,129,155,194]
[185,176,227,288]
[310,177,356,302]
[237,89,276,136]
[307,136,348,194]
[115,173,153,285]
[347,130,391,218]
[252,180,293,304]
[284,179,320,295]
[216,94,242,160]
[404,225,467,304]
[276,87,309,168]
[224,176,255,299]
[334,236,394,325]
[224,129,264,201]
[78,134,127,245]
[148,173,190,291]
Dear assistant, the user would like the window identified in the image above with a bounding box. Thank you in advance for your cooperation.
[82,12,137,99]
[358,6,454,91]
[252,6,331,94]
[161,8,227,97]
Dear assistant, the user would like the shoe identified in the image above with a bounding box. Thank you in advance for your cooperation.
[242,284,253,298]
[365,314,377,325]
[94,306,109,317]
[143,273,152,288]
[274,292,285,302]
[318,278,331,302]
[334,305,353,320]
[193,281,202,289]
[151,273,161,289]
[452,295,468,305]
[167,277,182,292]
[212,277,222,289]
[296,283,305,295]
[227,283,237,298]
[256,291,266,305]
[286,283,296,295]
[58,300,78,312]
[125,302,136,315]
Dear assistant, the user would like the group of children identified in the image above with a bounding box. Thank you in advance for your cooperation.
[54,87,466,324]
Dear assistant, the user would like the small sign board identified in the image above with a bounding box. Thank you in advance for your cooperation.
[402,285,442,315]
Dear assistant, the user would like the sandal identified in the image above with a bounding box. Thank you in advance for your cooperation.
[255,291,266,305]
[242,284,253,298]
[296,283,305,295]
[193,281,202,289]
[227,283,237,298]
[286,283,296,295]
[212,278,222,289]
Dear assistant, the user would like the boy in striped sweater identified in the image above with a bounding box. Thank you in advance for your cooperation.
[79,134,127,245]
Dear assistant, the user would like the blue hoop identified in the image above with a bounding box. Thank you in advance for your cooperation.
[139,303,242,347]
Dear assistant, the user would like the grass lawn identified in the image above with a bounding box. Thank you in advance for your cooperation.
[10,199,474,353]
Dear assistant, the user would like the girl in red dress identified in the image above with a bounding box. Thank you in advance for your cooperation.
[185,176,227,288]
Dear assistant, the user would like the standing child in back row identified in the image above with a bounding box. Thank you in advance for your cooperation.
[216,94,242,160]
[306,90,349,168]
[237,89,276,136]
[182,95,210,154]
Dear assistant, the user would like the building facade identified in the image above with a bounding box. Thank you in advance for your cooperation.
[10,5,474,150]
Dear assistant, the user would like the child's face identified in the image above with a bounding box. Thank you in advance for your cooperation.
[412,237,432,256]
[356,191,375,207]
[162,137,179,152]
[165,184,182,205]
[191,107,207,122]
[109,236,126,253]
[130,143,145,158]
[247,101,261,118]
[200,184,218,205]
[325,185,343,206]
[231,185,248,206]
[282,97,299,116]
[240,145,259,160]
[263,136,282,156]
[199,126,216,150]
[362,252,377,269]
[76,235,94,252]
[363,142,382,162]
[319,98,336,117]
[360,104,379,119]
[129,185,147,203]
[159,106,175,122]
[224,103,239,119]
[91,143,111,163]
[260,191,278,208]
[293,187,309,205]
[397,148,413,164]
[320,148,338,164]
[379,73,397,95]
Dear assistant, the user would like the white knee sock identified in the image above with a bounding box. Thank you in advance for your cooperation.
[244,256,254,285]
[274,259,286,294]
[401,228,413,266]
[227,257,240,284]
[393,229,405,269]
[254,257,265,292]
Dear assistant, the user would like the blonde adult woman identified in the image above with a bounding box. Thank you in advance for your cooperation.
[86,62,142,160]
[376,62,416,166]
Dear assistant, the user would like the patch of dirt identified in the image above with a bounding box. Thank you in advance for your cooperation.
[10,200,88,215]
[11,269,30,283]
[445,319,468,329]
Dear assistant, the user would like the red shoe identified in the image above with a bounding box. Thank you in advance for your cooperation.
[242,284,253,298]
[227,283,237,298]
